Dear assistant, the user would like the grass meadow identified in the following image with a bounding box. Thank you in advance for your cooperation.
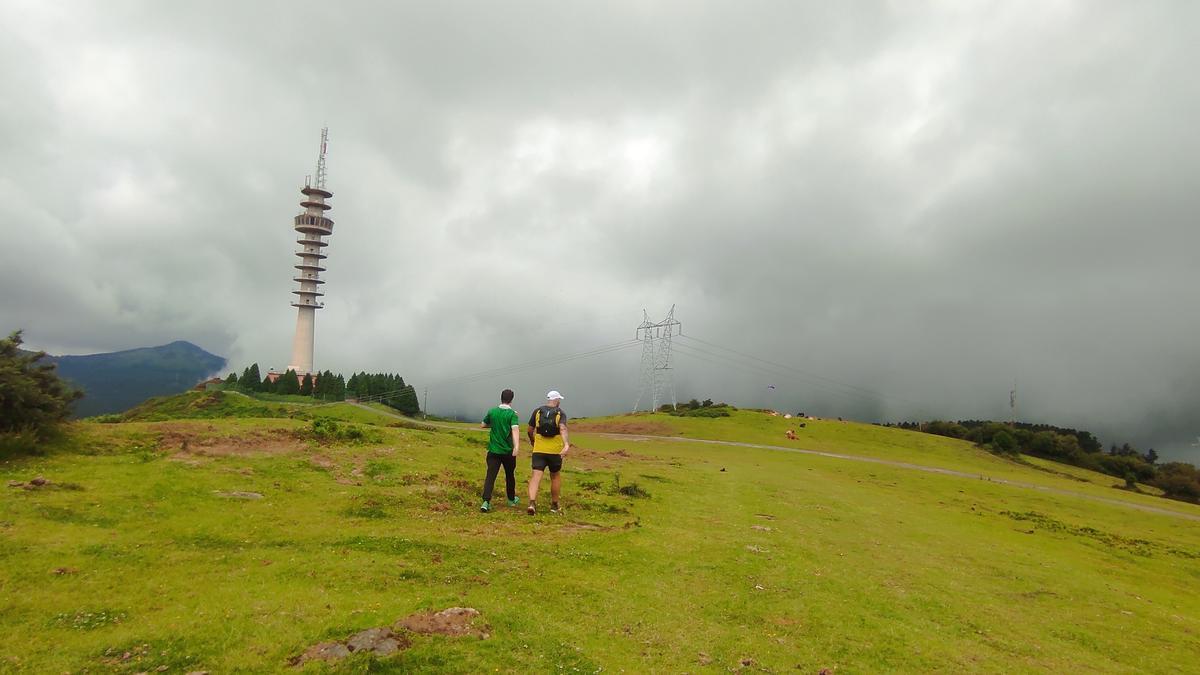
[1,393,1198,672]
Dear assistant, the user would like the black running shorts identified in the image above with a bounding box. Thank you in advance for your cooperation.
[531,452,563,473]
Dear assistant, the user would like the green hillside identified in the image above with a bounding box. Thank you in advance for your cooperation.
[46,341,226,418]
[2,398,1198,672]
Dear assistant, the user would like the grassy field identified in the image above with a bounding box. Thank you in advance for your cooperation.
[2,393,1198,672]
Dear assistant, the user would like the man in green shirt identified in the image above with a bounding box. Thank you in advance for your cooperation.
[479,388,521,513]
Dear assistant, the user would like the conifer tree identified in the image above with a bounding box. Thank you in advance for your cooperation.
[300,373,313,396]
[246,363,262,391]
[396,385,420,415]
[0,330,84,437]
[279,369,301,395]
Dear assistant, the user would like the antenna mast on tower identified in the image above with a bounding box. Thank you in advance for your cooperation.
[313,127,329,190]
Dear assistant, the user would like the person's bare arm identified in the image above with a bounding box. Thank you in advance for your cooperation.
[560,422,570,455]
[527,424,536,445]
[511,426,520,457]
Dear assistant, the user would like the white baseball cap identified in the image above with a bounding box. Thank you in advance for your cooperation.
[546,390,564,401]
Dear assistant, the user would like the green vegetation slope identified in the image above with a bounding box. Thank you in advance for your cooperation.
[47,341,226,418]
[1,397,1198,672]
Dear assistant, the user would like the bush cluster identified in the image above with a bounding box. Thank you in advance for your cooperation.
[657,399,735,417]
[304,418,382,445]
[893,418,1200,503]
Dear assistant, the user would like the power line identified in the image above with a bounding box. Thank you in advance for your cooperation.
[672,342,887,405]
[428,339,640,388]
[670,341,901,407]
[310,339,639,412]
[674,334,913,406]
[676,334,890,399]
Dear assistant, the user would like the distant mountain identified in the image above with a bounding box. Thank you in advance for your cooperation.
[39,341,227,418]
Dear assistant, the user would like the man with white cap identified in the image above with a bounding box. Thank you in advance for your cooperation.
[526,390,570,515]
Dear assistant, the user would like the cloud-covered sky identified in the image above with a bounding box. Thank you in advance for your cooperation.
[3,1,1198,459]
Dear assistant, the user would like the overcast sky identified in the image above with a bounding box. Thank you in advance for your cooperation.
[3,1,1198,460]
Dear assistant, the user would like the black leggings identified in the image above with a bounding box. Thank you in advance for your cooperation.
[482,452,517,502]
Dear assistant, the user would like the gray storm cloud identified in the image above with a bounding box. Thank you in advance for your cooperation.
[2,1,1197,460]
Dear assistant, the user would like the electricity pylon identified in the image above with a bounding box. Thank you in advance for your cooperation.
[633,305,681,412]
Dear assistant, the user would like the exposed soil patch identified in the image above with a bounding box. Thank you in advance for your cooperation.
[291,608,486,667]
[308,454,336,470]
[571,420,673,435]
[419,472,477,506]
[160,426,305,458]
[570,447,643,468]
[290,628,410,666]
[397,607,487,637]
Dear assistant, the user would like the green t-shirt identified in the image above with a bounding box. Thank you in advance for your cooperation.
[482,405,521,455]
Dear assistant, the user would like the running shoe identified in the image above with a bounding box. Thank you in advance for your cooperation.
[507,497,520,507]
[550,502,560,513]
[527,501,536,515]
[480,501,490,513]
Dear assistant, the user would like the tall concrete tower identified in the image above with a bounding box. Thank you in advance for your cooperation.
[287,128,334,375]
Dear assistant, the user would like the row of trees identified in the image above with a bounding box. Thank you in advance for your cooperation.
[656,398,736,417]
[227,365,347,399]
[895,419,1200,503]
[224,365,420,415]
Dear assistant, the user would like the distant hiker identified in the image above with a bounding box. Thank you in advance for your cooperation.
[526,390,569,515]
[479,389,521,513]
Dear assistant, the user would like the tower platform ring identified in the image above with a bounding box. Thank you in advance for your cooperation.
[301,186,333,198]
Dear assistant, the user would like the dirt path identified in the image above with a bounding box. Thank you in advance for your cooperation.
[348,403,1200,523]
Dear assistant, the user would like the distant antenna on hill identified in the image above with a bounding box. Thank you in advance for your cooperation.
[1010,380,1017,426]
[633,305,680,412]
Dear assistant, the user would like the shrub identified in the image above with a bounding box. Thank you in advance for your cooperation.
[0,428,40,459]
[618,483,650,498]
[304,418,382,445]
[924,421,968,439]
[609,473,650,499]
[1150,463,1200,503]
[990,430,1018,455]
